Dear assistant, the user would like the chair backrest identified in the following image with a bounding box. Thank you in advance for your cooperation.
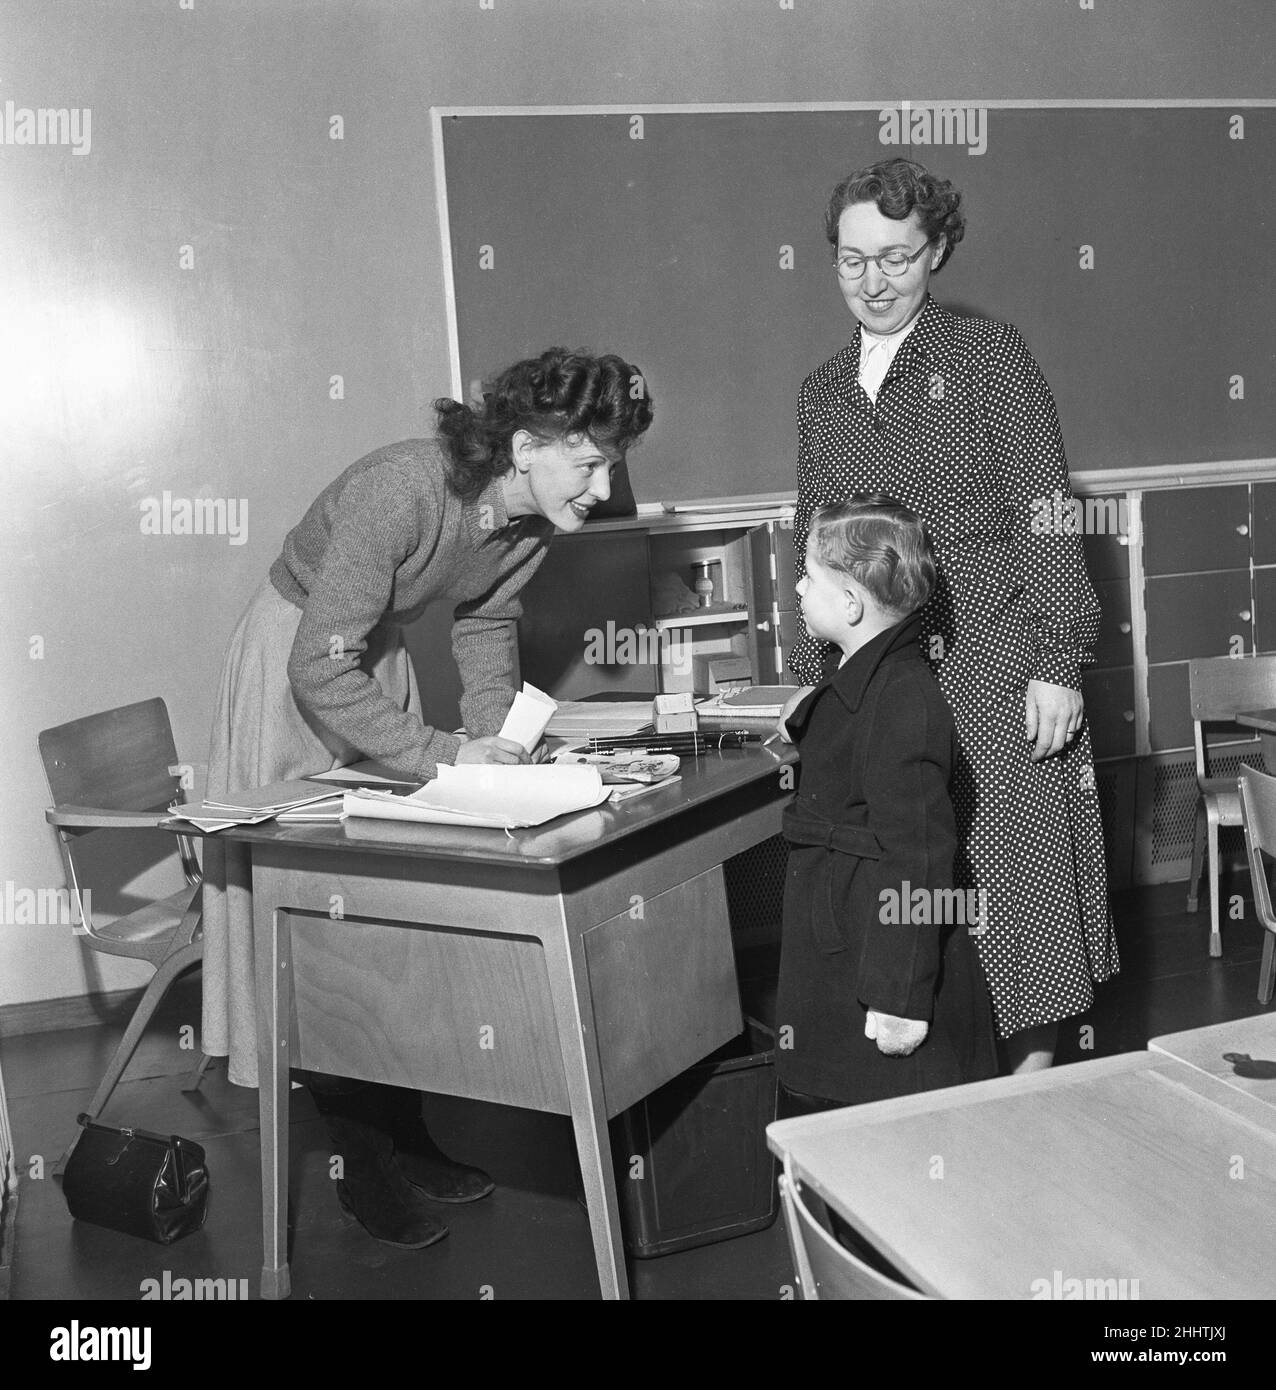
[38,698,181,812]
[1186,655,1276,782]
[778,1161,930,1301]
[1188,655,1276,725]
[1239,765,1276,932]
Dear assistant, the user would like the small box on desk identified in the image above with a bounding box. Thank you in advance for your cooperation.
[609,1018,779,1258]
[653,691,698,735]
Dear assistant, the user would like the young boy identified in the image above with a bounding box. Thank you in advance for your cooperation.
[776,497,997,1113]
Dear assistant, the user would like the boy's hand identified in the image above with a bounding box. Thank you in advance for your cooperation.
[865,1009,929,1057]
[776,685,816,743]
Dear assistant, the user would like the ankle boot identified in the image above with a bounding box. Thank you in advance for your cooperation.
[311,1084,449,1248]
[382,1086,496,1204]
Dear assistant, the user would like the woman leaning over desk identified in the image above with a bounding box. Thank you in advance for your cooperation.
[201,347,653,1248]
[787,158,1118,1073]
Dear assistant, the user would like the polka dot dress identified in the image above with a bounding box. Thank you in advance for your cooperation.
[789,296,1119,1039]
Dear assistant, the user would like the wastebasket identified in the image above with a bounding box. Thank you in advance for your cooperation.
[609,1017,778,1258]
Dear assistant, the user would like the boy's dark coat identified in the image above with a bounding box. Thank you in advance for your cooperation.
[777,613,998,1104]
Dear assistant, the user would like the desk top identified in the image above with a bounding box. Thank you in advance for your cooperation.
[1150,1013,1276,1114]
[210,744,795,869]
[767,1052,1276,1300]
[1236,708,1276,733]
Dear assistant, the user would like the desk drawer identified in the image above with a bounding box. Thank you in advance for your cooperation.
[291,915,571,1114]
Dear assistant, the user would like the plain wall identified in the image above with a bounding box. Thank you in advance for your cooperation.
[3,0,1274,1008]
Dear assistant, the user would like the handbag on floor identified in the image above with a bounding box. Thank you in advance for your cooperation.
[62,1113,209,1244]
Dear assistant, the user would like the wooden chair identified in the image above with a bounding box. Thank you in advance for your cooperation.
[778,1157,930,1300]
[1238,765,1276,1005]
[1186,655,1276,957]
[38,698,207,1172]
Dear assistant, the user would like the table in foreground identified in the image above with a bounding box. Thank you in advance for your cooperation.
[222,745,794,1300]
[767,1050,1276,1300]
[1150,1013,1276,1114]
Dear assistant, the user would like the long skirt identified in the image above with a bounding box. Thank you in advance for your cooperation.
[200,579,420,1087]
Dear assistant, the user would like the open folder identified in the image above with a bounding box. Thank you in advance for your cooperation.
[343,764,609,830]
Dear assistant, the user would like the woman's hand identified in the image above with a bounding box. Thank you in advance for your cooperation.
[776,685,816,743]
[453,735,532,766]
[1024,680,1084,762]
[865,1009,929,1057]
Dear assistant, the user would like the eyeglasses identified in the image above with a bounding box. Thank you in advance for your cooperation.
[833,240,935,280]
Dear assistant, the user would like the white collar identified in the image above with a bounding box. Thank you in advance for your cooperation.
[859,312,921,360]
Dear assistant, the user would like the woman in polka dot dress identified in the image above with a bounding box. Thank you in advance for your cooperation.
[787,158,1119,1072]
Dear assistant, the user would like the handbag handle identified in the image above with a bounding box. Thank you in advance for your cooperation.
[75,1112,191,1201]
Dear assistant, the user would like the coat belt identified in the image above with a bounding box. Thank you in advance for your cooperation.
[782,807,882,860]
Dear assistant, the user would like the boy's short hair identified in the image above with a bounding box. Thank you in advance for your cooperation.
[808,495,937,618]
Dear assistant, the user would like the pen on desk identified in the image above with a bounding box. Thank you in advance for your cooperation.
[589,733,758,755]
[589,729,760,747]
[762,733,780,747]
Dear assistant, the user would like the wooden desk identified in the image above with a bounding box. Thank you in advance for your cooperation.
[220,746,794,1301]
[767,1052,1276,1300]
[1150,1014,1276,1115]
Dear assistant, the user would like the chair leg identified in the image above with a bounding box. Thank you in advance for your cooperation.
[1206,809,1222,959]
[1186,801,1206,914]
[1260,932,1276,1006]
[180,1053,215,1094]
[52,946,199,1176]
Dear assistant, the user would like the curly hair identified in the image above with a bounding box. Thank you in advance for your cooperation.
[434,348,654,502]
[809,494,937,619]
[824,158,965,273]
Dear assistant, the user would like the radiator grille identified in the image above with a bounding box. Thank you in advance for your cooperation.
[1150,747,1262,867]
[724,834,788,935]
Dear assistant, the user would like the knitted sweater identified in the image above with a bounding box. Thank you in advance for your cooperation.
[269,439,554,778]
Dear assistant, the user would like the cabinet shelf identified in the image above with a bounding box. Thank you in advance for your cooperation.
[653,607,749,631]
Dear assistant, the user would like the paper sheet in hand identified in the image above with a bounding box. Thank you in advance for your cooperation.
[343,764,607,829]
[498,681,558,753]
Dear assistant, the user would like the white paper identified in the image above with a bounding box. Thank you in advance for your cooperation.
[498,681,559,753]
[343,763,607,829]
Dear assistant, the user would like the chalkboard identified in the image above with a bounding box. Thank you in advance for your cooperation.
[439,105,1275,504]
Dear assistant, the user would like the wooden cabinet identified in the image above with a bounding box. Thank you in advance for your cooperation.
[1092,577,1134,670]
[517,504,796,698]
[1251,484,1276,565]
[1144,570,1252,664]
[1253,566,1276,653]
[1082,667,1136,758]
[1142,485,1250,575]
[517,531,658,698]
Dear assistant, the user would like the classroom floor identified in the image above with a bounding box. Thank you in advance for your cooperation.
[5,879,1273,1302]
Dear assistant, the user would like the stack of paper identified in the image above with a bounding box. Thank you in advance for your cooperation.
[344,764,608,830]
[697,685,800,726]
[544,701,655,739]
[167,780,345,833]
